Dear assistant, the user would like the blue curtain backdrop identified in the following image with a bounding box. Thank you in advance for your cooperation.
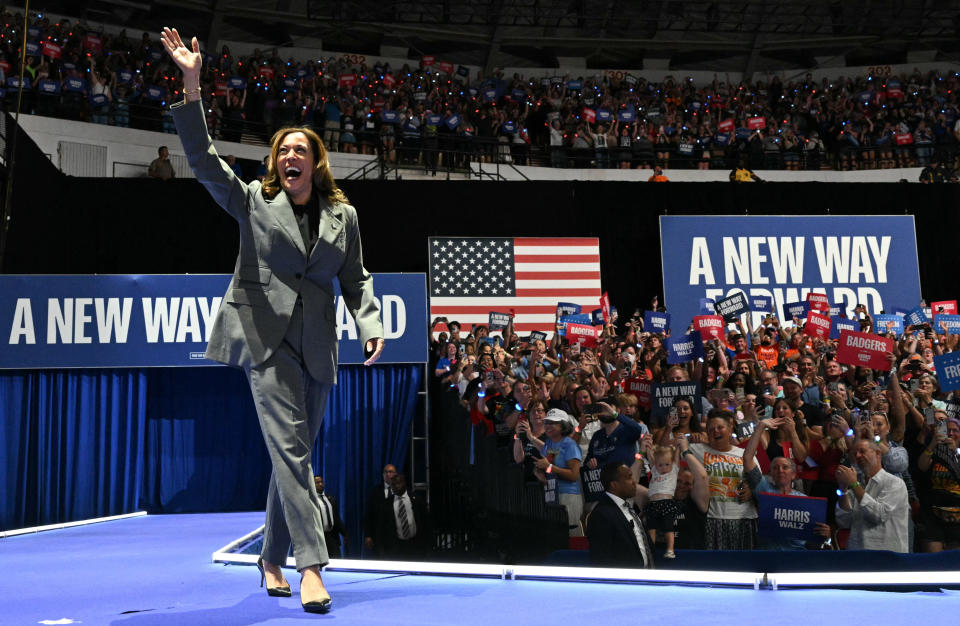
[1,364,420,545]
[0,369,147,530]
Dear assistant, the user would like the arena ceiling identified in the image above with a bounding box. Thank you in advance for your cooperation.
[38,1,960,73]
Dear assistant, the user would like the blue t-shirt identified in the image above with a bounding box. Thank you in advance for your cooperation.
[542,437,582,494]
[586,415,648,467]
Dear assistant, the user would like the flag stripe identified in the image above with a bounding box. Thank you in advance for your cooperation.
[430,296,600,307]
[515,271,601,280]
[515,279,598,289]
[514,254,599,263]
[514,245,602,256]
[515,262,601,272]
[516,288,599,297]
[514,238,599,246]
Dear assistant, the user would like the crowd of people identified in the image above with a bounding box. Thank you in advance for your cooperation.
[3,9,960,178]
[429,304,960,564]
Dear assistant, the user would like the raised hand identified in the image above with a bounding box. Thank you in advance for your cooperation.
[160,27,202,80]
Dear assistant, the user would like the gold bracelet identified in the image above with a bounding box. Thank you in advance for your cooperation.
[183,87,201,96]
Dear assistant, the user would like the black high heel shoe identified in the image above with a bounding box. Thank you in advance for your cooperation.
[257,557,292,597]
[300,572,332,614]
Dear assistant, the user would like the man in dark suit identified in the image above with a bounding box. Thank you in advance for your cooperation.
[376,473,430,560]
[363,464,397,555]
[314,476,349,559]
[587,462,655,568]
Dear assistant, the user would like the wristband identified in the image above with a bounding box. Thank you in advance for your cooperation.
[183,87,201,95]
[681,449,694,458]
[546,464,553,474]
[922,449,934,456]
[847,481,861,492]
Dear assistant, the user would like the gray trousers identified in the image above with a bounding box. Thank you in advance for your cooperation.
[246,299,332,571]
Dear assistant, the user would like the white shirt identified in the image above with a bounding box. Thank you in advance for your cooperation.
[318,493,334,532]
[605,491,648,567]
[392,492,418,540]
[835,468,909,553]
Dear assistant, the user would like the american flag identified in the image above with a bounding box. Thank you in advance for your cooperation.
[428,237,602,335]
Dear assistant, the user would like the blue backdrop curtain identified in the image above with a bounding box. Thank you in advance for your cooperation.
[0,369,147,530]
[2,364,421,551]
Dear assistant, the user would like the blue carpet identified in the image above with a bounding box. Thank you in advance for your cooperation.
[3,512,960,625]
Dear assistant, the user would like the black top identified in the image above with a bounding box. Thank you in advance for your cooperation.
[291,192,320,251]
[674,496,707,550]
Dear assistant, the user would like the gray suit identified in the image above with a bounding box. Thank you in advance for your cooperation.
[172,99,383,570]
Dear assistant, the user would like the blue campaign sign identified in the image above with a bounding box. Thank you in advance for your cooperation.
[25,41,40,56]
[644,310,670,332]
[37,79,61,95]
[935,352,960,392]
[425,113,442,126]
[511,89,526,101]
[757,493,826,541]
[283,78,297,89]
[830,316,858,340]
[784,301,809,320]
[0,274,427,369]
[90,93,108,107]
[227,76,246,89]
[661,216,921,336]
[144,85,165,101]
[934,314,960,335]
[714,291,750,322]
[873,314,903,335]
[751,296,772,312]
[64,78,85,92]
[666,331,705,364]
[557,302,582,318]
[699,298,715,314]
[7,76,30,89]
[528,330,548,345]
[502,120,517,134]
[444,113,461,129]
[567,79,583,90]
[483,88,497,101]
[557,313,591,337]
[590,309,604,326]
[828,303,842,317]
[651,381,702,418]
[380,110,399,123]
[488,311,511,331]
[596,108,613,122]
[617,109,636,122]
[904,306,929,327]
[117,70,134,84]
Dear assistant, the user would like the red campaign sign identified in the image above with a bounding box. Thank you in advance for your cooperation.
[804,311,832,339]
[258,66,275,80]
[382,74,396,88]
[600,292,611,324]
[566,323,599,348]
[214,80,227,97]
[436,61,454,74]
[42,42,62,59]
[339,73,357,88]
[83,34,102,52]
[748,116,766,130]
[718,118,734,132]
[624,377,652,409]
[421,55,436,66]
[931,300,958,315]
[0,60,11,74]
[806,292,830,312]
[895,132,913,145]
[836,330,894,371]
[693,315,725,341]
[581,107,596,123]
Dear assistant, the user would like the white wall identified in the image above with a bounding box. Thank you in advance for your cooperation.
[15,114,374,179]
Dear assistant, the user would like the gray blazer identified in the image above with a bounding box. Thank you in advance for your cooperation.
[171,99,382,383]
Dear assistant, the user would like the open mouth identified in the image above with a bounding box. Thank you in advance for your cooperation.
[284,166,302,179]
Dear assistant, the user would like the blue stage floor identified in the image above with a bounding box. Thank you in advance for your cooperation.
[4,512,960,625]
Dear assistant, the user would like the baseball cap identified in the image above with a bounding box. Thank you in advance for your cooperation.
[544,408,570,423]
[781,375,803,387]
